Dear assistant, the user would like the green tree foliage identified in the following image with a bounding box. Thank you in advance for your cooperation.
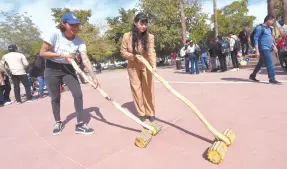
[51,8,91,25]
[0,12,42,57]
[211,0,255,36]
[139,0,209,54]
[105,8,137,61]
[105,0,210,59]
[274,0,285,24]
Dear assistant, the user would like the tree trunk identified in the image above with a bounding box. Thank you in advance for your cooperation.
[283,0,287,24]
[179,0,187,44]
[213,0,218,38]
[267,0,276,17]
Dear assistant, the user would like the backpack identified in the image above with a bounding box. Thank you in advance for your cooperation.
[232,37,241,51]
[200,42,208,53]
[219,40,230,55]
[250,24,265,48]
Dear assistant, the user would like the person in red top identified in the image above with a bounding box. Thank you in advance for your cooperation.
[171,51,177,65]
[277,33,287,70]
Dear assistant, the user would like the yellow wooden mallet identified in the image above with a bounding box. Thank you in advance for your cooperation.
[135,55,236,164]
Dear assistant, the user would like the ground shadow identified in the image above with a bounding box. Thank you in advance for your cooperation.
[122,101,213,144]
[62,107,141,133]
[174,71,192,74]
[220,77,270,84]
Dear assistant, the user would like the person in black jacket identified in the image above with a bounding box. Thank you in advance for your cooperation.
[238,27,250,55]
[208,38,219,72]
[31,53,49,97]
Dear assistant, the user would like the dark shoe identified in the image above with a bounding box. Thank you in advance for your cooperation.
[148,116,156,123]
[249,75,259,82]
[269,79,282,85]
[75,123,94,135]
[53,121,64,135]
[139,116,145,121]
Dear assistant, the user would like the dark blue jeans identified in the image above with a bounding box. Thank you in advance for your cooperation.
[37,76,50,96]
[251,49,275,80]
[185,56,190,72]
[190,53,199,74]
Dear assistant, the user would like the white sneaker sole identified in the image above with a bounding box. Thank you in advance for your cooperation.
[75,131,95,135]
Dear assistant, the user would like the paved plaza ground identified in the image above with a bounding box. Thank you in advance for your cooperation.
[1,65,287,169]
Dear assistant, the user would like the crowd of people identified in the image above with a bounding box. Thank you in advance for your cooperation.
[177,15,287,85]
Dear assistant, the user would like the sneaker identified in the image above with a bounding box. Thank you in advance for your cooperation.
[249,75,259,82]
[75,123,94,135]
[4,101,13,106]
[17,102,22,105]
[230,68,237,71]
[53,121,64,135]
[269,79,282,85]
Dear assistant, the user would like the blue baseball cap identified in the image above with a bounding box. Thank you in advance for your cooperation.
[62,12,80,24]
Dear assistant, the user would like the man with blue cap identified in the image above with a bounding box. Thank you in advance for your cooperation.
[39,12,101,135]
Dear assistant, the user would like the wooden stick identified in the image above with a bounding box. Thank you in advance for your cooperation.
[69,59,155,133]
[135,55,231,145]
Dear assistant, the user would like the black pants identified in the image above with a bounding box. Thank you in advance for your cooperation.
[44,60,83,123]
[231,50,239,68]
[241,41,249,55]
[0,77,11,104]
[11,74,32,102]
[218,54,227,71]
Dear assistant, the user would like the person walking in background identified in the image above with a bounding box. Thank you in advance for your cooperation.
[249,15,281,84]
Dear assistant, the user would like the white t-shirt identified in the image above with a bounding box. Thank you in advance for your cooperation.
[43,30,87,64]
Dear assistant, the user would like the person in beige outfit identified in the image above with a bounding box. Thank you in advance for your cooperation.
[121,13,157,123]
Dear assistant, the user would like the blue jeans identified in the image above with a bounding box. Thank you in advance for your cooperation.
[37,76,49,96]
[201,52,209,70]
[190,53,199,74]
[251,49,275,80]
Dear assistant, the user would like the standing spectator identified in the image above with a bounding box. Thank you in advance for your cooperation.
[209,38,219,72]
[228,32,240,71]
[1,45,34,104]
[239,27,250,55]
[32,53,50,97]
[199,40,209,73]
[215,36,229,72]
[0,70,12,106]
[180,40,191,72]
[249,15,281,84]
